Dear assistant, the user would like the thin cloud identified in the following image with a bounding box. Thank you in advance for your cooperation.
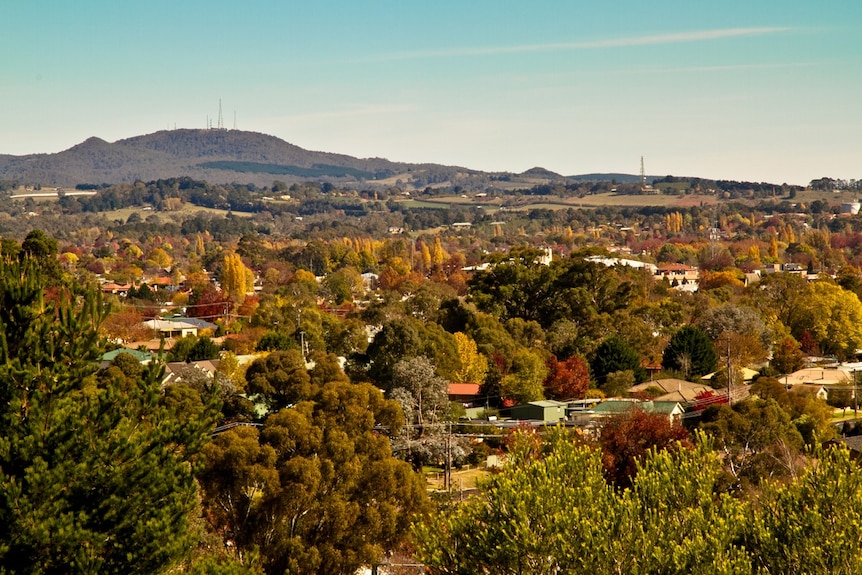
[361,27,793,62]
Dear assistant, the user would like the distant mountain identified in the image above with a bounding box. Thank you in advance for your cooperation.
[0,129,484,188]
[0,128,655,189]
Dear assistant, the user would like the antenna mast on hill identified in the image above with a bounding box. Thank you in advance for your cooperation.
[217,99,224,130]
[233,110,237,130]
[640,156,646,188]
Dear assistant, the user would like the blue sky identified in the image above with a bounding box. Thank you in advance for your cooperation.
[1,0,860,184]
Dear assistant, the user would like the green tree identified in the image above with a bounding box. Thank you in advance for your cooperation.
[591,335,646,385]
[0,259,215,573]
[699,398,804,489]
[500,348,547,404]
[244,350,311,412]
[413,431,750,575]
[745,446,862,575]
[662,325,719,379]
[199,381,427,575]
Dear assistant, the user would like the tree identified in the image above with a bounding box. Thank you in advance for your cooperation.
[543,354,590,400]
[413,431,750,575]
[0,259,215,573]
[599,408,691,487]
[452,332,488,384]
[221,253,255,304]
[771,336,806,375]
[662,325,718,379]
[500,348,547,404]
[244,350,312,412]
[591,335,646,385]
[799,281,862,360]
[699,398,804,489]
[745,446,862,575]
[199,381,427,575]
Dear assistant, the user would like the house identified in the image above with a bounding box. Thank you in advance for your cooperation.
[142,318,200,339]
[99,347,153,369]
[702,367,760,384]
[655,263,699,289]
[163,359,221,385]
[510,400,568,423]
[100,282,132,295]
[628,378,715,404]
[448,383,481,404]
[781,368,852,402]
[589,399,685,424]
[782,368,852,387]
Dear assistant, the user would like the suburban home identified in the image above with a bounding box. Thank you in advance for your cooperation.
[702,367,760,384]
[142,318,200,339]
[100,282,132,296]
[588,399,685,424]
[510,400,568,423]
[779,367,853,402]
[782,368,852,388]
[448,383,482,404]
[99,347,153,369]
[162,359,221,385]
[655,263,699,285]
[628,378,715,404]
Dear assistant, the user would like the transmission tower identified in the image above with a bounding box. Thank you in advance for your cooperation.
[640,156,646,188]
[217,99,224,130]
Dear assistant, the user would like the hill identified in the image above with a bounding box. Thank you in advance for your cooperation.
[0,129,485,188]
[0,129,651,190]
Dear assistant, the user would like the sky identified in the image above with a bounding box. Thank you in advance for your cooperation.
[1,1,860,185]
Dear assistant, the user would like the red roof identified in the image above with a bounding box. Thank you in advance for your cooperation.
[448,383,481,396]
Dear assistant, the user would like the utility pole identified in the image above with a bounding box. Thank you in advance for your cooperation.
[726,337,733,405]
[444,421,452,493]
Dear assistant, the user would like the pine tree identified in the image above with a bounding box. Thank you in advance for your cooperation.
[0,259,215,574]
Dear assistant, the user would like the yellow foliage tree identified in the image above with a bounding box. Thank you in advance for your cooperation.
[453,332,489,384]
[221,253,255,304]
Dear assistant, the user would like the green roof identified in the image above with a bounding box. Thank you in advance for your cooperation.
[101,348,152,363]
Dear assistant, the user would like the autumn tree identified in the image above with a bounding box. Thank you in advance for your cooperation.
[771,336,806,375]
[543,354,590,400]
[452,331,488,384]
[221,252,255,304]
[599,408,691,487]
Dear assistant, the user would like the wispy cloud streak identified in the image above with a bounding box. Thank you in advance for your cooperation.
[361,27,792,62]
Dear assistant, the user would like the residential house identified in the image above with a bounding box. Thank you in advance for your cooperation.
[628,378,716,404]
[510,400,568,423]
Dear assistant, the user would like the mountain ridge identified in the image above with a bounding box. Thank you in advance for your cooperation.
[0,128,644,189]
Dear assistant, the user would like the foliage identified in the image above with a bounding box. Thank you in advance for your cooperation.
[413,431,750,575]
[0,259,216,574]
[662,325,718,379]
[770,336,806,375]
[500,348,548,404]
[244,350,311,412]
[199,381,427,575]
[599,408,691,487]
[452,332,489,384]
[591,335,647,385]
[699,398,804,490]
[543,354,590,400]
